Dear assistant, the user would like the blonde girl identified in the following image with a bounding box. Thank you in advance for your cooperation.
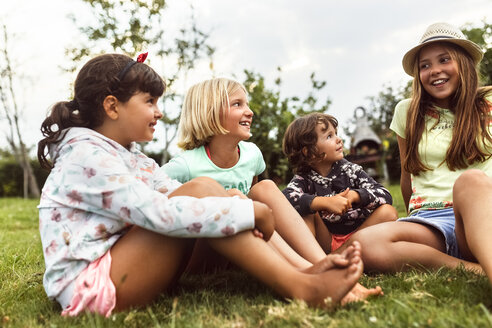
[163,77,383,301]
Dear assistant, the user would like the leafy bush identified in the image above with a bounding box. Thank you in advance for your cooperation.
[0,159,49,197]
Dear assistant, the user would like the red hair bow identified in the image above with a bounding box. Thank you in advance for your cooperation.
[137,52,148,63]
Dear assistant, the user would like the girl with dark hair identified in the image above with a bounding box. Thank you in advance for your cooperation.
[37,54,368,317]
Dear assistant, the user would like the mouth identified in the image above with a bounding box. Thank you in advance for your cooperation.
[431,79,448,86]
[239,121,251,128]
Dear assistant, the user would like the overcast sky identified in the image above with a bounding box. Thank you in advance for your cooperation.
[2,0,492,154]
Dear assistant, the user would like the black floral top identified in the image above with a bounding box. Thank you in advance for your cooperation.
[282,159,392,235]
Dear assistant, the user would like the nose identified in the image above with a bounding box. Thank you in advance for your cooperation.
[430,64,442,76]
[246,105,254,117]
[154,104,163,119]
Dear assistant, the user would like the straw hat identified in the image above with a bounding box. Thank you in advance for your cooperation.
[402,22,483,77]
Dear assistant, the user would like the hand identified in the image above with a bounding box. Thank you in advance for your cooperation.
[321,188,352,215]
[346,190,360,205]
[252,201,275,241]
[227,188,248,199]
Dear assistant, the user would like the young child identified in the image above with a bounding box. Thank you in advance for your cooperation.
[37,54,369,317]
[161,77,383,301]
[162,78,335,267]
[349,22,492,283]
[282,113,398,253]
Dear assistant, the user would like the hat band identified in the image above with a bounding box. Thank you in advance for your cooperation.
[421,35,455,44]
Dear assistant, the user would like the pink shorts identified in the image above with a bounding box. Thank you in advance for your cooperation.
[58,250,116,317]
[331,232,355,252]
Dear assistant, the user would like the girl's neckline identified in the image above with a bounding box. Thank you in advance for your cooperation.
[204,143,241,168]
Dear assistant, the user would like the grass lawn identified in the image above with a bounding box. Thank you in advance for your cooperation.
[1,193,492,328]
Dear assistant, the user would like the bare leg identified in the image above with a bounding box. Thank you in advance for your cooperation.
[248,180,326,263]
[207,231,364,307]
[308,213,332,253]
[110,177,234,309]
[247,180,383,299]
[453,170,492,281]
[355,204,398,230]
[110,227,194,310]
[350,221,482,273]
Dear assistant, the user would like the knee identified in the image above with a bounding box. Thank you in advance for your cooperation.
[249,179,279,196]
[349,225,395,272]
[453,169,491,197]
[255,179,278,191]
[376,204,399,222]
[187,177,225,196]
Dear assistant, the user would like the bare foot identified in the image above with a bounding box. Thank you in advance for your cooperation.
[301,249,364,308]
[341,283,383,305]
[302,241,361,274]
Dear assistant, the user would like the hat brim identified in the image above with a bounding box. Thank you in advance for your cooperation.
[402,38,483,77]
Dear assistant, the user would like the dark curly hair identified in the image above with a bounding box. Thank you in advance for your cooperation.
[282,113,338,174]
[37,53,165,169]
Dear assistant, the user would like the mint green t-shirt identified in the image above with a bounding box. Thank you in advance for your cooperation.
[161,141,266,195]
[390,97,492,215]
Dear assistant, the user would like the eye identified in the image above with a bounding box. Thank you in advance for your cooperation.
[440,57,451,63]
[420,63,430,70]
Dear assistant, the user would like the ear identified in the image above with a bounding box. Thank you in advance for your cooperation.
[301,146,308,157]
[102,95,119,120]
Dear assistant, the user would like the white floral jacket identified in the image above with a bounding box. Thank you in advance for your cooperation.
[38,128,254,299]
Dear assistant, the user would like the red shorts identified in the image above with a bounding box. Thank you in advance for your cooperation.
[331,231,355,252]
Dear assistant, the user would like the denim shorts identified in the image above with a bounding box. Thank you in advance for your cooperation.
[397,208,462,259]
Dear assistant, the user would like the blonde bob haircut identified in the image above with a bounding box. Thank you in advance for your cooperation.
[177,77,247,150]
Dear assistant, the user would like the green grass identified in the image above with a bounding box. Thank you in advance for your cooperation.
[387,183,407,217]
[1,196,492,327]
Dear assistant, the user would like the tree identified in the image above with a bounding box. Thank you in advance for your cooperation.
[0,24,40,198]
[244,69,331,184]
[66,0,215,163]
[462,21,492,85]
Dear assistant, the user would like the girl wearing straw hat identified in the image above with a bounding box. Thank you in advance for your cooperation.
[346,22,492,283]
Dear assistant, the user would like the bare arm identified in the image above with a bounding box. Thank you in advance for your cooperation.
[397,136,412,212]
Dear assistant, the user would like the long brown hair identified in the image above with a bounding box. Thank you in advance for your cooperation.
[37,54,165,169]
[404,43,492,175]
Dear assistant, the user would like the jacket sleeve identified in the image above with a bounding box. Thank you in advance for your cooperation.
[282,175,316,216]
[48,140,255,238]
[346,162,393,209]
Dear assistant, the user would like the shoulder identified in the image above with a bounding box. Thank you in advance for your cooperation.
[162,148,205,171]
[239,141,264,161]
[172,147,206,162]
[338,159,362,172]
[395,98,411,114]
[483,87,492,103]
[239,141,262,153]
[55,128,124,159]
[286,173,311,187]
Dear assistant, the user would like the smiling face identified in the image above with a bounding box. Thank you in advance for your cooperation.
[418,43,460,109]
[116,91,162,146]
[312,121,344,172]
[221,88,253,141]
